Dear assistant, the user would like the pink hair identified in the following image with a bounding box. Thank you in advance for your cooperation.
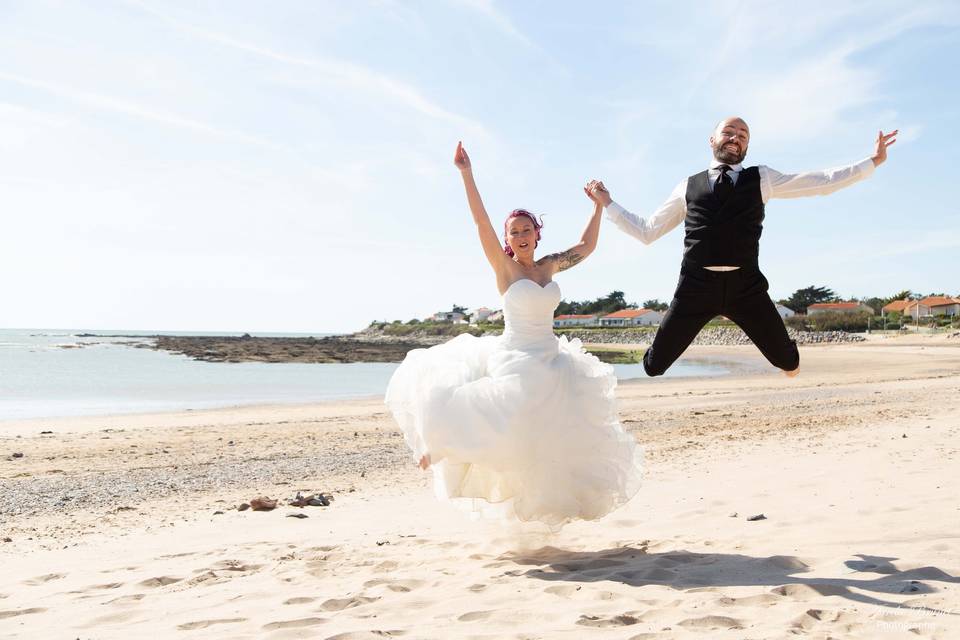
[503,209,543,257]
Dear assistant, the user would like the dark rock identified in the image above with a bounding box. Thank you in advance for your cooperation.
[746,513,767,521]
[237,503,251,512]
[287,513,308,519]
[11,453,23,459]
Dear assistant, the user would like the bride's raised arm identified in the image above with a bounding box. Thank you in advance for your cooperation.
[455,142,507,274]
[538,181,605,274]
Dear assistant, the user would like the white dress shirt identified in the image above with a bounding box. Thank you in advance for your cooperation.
[605,158,877,266]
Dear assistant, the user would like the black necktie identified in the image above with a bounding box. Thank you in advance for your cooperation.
[714,164,733,201]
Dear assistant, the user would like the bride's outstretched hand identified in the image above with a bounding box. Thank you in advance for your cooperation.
[454,141,472,172]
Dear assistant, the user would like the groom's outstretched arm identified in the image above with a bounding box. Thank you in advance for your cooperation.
[588,179,687,245]
[762,129,897,203]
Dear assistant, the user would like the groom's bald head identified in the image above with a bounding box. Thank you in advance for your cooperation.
[710,117,750,164]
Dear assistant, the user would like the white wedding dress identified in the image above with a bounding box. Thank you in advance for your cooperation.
[385,278,642,528]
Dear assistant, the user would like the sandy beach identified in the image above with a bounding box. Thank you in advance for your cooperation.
[2,335,959,639]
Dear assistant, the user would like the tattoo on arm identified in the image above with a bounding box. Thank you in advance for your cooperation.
[542,249,584,272]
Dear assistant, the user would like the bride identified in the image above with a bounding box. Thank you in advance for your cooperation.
[384,142,641,528]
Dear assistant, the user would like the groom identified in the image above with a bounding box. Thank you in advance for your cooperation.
[588,117,897,377]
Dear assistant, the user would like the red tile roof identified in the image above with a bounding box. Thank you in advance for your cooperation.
[920,296,960,307]
[603,308,654,319]
[882,299,912,312]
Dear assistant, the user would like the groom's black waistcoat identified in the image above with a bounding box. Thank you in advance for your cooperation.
[682,166,764,268]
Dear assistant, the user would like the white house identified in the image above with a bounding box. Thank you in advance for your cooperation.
[553,314,599,328]
[775,304,795,319]
[470,307,494,323]
[905,296,960,319]
[432,311,465,323]
[600,308,663,327]
[882,299,912,317]
[807,302,873,316]
[486,310,504,323]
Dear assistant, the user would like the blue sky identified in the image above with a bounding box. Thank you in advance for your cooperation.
[1,1,957,333]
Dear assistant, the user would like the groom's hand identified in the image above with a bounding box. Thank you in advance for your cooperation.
[585,179,612,206]
[872,129,898,167]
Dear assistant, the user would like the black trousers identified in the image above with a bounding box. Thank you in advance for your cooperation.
[643,264,799,376]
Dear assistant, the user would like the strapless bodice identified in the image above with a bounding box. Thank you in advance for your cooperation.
[501,279,561,351]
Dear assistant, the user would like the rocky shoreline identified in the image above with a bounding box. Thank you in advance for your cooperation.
[557,326,866,346]
[145,326,865,364]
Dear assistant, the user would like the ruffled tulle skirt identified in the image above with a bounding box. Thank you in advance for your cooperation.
[384,332,642,528]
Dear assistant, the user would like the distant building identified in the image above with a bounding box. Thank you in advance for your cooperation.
[904,296,960,319]
[806,302,873,316]
[553,314,599,328]
[486,310,504,323]
[882,299,912,316]
[600,308,663,327]
[774,304,795,319]
[470,307,494,323]
[432,311,465,323]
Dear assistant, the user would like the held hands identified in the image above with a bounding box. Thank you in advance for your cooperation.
[872,130,898,167]
[584,179,612,207]
[454,141,472,172]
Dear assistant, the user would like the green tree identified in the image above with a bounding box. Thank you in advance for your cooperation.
[779,286,836,313]
[642,299,669,312]
[884,290,913,304]
[555,291,633,317]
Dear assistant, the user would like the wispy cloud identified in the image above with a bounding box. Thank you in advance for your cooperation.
[447,0,567,76]
[0,70,280,148]
[126,0,487,137]
[449,0,536,49]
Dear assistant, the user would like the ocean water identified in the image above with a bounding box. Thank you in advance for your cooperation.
[0,329,738,421]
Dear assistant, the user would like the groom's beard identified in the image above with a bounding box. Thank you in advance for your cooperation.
[712,141,747,164]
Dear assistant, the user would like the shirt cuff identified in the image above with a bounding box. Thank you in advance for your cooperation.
[856,157,876,178]
[605,200,627,220]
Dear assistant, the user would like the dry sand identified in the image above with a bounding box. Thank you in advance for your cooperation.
[1,335,959,639]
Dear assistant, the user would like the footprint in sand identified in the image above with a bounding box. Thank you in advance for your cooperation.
[457,610,493,622]
[208,560,263,573]
[177,618,247,630]
[324,632,406,639]
[792,608,862,632]
[576,613,640,628]
[261,617,327,630]
[22,573,65,586]
[545,585,581,598]
[714,593,780,607]
[284,597,317,605]
[0,608,46,619]
[677,615,743,630]
[467,584,487,593]
[139,576,183,588]
[362,579,425,593]
[320,596,380,612]
[106,594,146,605]
[771,583,848,599]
